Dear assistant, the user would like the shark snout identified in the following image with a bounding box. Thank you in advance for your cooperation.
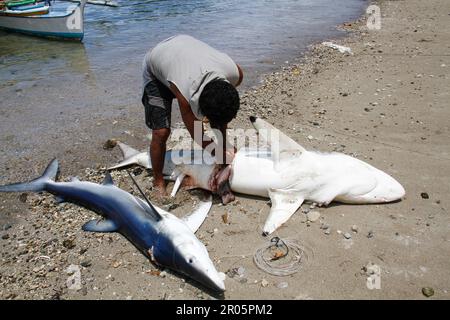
[196,268,226,292]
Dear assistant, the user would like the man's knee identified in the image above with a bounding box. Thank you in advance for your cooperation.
[152,128,171,144]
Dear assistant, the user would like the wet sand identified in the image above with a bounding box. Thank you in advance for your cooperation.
[1,0,450,299]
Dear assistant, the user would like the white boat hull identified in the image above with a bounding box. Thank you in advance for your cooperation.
[0,0,86,40]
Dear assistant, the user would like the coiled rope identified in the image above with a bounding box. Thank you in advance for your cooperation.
[253,237,305,276]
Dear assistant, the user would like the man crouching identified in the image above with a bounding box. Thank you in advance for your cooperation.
[142,34,243,196]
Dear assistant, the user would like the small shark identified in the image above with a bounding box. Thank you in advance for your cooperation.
[108,117,405,235]
[0,159,225,292]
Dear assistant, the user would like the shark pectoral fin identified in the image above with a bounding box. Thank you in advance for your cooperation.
[102,172,114,186]
[182,194,213,233]
[170,173,186,197]
[82,219,118,233]
[263,188,305,235]
[108,157,140,171]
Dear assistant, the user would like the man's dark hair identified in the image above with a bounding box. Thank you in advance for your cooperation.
[199,80,240,127]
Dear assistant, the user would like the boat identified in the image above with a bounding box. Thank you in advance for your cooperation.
[0,0,87,41]
[5,0,37,8]
[3,4,50,16]
[61,0,117,7]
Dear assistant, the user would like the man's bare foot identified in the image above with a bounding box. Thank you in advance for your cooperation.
[152,179,168,198]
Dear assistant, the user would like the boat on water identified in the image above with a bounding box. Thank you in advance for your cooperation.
[0,0,87,41]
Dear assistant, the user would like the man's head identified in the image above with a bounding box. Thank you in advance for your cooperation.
[199,80,240,128]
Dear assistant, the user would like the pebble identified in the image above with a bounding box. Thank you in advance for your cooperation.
[288,109,294,115]
[421,192,429,199]
[2,224,12,231]
[19,193,28,203]
[422,287,434,297]
[236,266,246,277]
[344,232,352,239]
[367,230,374,238]
[320,223,330,230]
[276,282,289,289]
[261,279,269,287]
[306,211,320,222]
[80,260,92,268]
[1,234,10,240]
[62,239,76,250]
[159,271,167,278]
[351,225,359,233]
[324,229,331,235]
[221,213,229,224]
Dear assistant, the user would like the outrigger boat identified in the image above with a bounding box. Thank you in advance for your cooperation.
[0,0,87,41]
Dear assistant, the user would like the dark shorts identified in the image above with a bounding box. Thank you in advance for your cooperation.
[142,78,175,130]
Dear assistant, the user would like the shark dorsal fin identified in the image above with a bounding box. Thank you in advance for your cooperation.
[127,171,163,221]
[250,116,306,169]
[117,142,141,159]
[102,172,114,185]
[250,116,306,153]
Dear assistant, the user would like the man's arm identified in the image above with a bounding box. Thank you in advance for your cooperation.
[169,82,212,150]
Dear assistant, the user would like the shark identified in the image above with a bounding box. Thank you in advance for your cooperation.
[0,159,225,292]
[108,117,405,235]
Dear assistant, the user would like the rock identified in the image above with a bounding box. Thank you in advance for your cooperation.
[261,279,269,287]
[62,239,75,249]
[288,109,294,115]
[19,193,28,203]
[2,234,10,240]
[324,229,331,235]
[132,167,143,176]
[306,211,320,222]
[422,287,434,297]
[159,271,168,278]
[221,213,229,224]
[421,192,429,199]
[344,232,352,239]
[80,260,92,268]
[351,225,359,233]
[276,282,289,289]
[236,266,245,277]
[367,230,374,238]
[320,223,330,230]
[103,139,118,150]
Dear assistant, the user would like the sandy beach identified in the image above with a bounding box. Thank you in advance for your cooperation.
[1,0,449,299]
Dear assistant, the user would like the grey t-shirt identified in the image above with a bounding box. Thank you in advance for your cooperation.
[143,35,240,119]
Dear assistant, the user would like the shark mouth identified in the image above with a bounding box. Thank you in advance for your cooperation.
[214,165,235,205]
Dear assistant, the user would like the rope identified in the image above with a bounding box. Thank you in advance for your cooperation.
[253,237,305,276]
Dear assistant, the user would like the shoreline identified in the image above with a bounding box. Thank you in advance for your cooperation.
[1,0,450,299]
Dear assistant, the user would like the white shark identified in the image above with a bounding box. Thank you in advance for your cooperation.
[108,117,405,235]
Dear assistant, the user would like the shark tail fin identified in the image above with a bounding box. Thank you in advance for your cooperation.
[0,159,59,193]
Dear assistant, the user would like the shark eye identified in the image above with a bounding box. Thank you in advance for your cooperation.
[188,257,195,264]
